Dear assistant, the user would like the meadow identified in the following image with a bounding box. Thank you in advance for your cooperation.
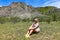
[0,21,60,40]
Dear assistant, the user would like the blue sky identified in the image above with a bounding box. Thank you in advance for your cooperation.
[0,0,60,8]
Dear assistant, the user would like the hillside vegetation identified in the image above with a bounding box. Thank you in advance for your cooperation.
[36,6,60,21]
[0,2,60,23]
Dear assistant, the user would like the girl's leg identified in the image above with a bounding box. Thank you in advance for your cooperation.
[33,28,40,33]
[28,29,33,35]
[27,26,33,34]
[26,29,33,35]
[27,30,30,34]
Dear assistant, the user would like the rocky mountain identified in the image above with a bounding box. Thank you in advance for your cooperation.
[0,2,42,18]
[0,2,60,19]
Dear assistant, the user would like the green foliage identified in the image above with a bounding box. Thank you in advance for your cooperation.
[27,16,52,24]
[10,17,21,23]
[52,13,57,21]
[56,16,60,21]
[36,6,60,22]
[22,18,31,22]
[37,6,56,15]
[0,17,8,24]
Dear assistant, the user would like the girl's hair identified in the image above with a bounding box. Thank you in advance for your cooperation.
[34,18,38,22]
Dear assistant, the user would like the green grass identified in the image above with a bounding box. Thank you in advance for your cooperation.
[0,21,60,40]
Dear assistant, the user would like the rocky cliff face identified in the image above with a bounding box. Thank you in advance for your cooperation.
[0,2,59,18]
[0,2,41,18]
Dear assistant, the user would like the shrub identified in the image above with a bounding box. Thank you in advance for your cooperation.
[10,17,21,23]
[22,18,31,22]
[0,17,8,24]
[52,13,57,21]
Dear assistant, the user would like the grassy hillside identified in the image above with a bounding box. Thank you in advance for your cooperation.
[36,6,57,15]
[36,6,60,21]
[0,22,60,40]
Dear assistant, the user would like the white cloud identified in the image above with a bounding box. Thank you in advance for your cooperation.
[42,0,60,8]
[0,6,2,7]
[0,5,2,7]
[47,1,60,8]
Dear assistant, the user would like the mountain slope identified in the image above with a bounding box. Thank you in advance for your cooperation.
[0,2,60,19]
[0,2,42,18]
[36,6,60,16]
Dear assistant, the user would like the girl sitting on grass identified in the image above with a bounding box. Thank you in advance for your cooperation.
[25,18,40,38]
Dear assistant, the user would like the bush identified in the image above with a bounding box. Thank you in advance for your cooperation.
[30,16,52,23]
[56,16,60,21]
[10,17,21,23]
[22,18,31,22]
[0,17,8,24]
[52,13,57,21]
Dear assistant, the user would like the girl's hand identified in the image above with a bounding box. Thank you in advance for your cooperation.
[31,27,34,30]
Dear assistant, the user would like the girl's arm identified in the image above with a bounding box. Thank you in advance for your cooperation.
[29,23,34,29]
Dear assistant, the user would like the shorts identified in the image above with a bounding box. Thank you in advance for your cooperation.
[33,27,40,32]
[35,27,40,32]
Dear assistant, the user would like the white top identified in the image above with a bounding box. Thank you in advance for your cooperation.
[33,23,39,28]
[33,23,40,31]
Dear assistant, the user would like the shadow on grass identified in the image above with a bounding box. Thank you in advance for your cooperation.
[31,32,40,35]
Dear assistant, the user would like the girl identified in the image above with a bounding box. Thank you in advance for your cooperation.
[25,18,40,37]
